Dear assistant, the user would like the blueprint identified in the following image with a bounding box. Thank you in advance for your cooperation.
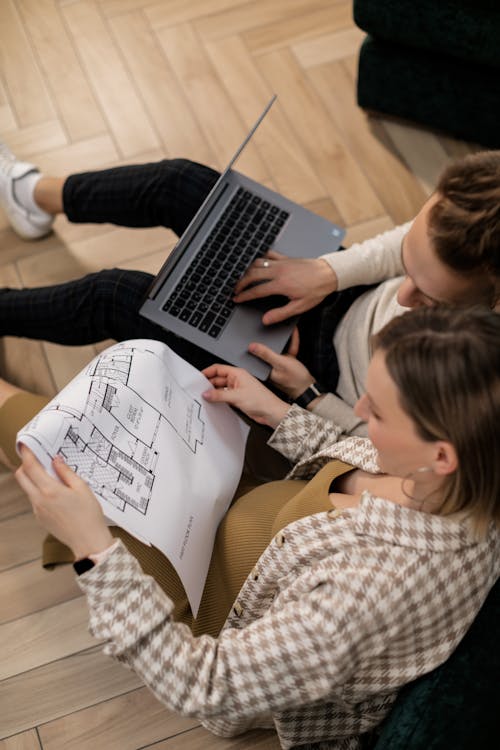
[17,339,249,615]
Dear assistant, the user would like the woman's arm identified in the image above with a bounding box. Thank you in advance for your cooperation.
[15,447,114,559]
[75,540,380,737]
[14,447,378,735]
[202,364,291,428]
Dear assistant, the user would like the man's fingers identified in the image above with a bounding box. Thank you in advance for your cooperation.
[261,299,305,325]
[287,327,300,357]
[265,249,287,260]
[233,274,276,298]
[248,341,282,366]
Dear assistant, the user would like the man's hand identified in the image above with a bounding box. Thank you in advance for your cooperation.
[233,250,338,325]
[248,327,315,399]
[202,364,290,428]
[16,446,114,560]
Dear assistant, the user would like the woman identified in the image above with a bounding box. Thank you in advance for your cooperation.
[12,307,500,749]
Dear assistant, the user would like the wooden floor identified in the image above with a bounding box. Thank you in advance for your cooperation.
[0,1,479,748]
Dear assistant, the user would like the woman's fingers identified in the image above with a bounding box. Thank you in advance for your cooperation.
[14,463,40,500]
[202,363,234,380]
[51,454,85,489]
[17,445,55,491]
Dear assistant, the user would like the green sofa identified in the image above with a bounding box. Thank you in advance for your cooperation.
[354,0,500,147]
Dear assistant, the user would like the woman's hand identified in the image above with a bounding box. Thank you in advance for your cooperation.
[15,446,114,560]
[233,250,338,325]
[202,364,290,428]
[248,327,316,399]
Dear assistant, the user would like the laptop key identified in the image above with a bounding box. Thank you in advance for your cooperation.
[209,325,222,338]
[189,311,203,327]
[164,186,288,335]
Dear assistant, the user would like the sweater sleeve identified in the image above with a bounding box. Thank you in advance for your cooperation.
[267,404,344,464]
[310,392,367,436]
[320,222,410,291]
[267,405,380,476]
[76,539,386,738]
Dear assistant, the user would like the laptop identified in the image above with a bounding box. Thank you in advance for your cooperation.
[140,95,345,379]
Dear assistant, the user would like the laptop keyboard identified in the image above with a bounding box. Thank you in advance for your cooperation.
[163,187,289,339]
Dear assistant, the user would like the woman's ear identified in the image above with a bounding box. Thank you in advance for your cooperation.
[432,441,458,476]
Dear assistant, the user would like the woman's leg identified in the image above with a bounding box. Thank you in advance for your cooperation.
[0,379,50,469]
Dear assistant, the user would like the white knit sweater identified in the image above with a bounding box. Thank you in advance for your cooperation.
[314,222,411,435]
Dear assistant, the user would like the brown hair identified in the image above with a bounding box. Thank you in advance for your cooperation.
[373,307,500,536]
[428,150,500,307]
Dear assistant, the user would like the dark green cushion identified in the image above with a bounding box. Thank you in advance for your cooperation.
[353,0,500,68]
[372,578,500,749]
[357,36,500,148]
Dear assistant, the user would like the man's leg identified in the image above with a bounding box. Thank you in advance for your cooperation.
[0,268,216,369]
[1,139,219,238]
[60,159,219,234]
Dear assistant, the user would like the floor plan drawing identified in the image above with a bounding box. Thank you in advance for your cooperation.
[17,338,249,616]
[18,342,205,516]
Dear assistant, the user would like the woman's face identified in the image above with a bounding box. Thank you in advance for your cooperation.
[355,350,435,477]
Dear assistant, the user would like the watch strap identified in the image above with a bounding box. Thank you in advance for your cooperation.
[294,382,326,408]
[73,557,95,576]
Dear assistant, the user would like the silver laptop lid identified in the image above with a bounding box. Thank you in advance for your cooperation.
[147,95,277,300]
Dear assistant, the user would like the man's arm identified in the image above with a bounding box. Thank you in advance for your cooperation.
[320,222,409,291]
[233,222,410,325]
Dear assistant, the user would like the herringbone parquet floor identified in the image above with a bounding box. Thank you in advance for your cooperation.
[0,1,478,748]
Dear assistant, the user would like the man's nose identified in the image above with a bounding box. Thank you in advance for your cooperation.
[354,394,368,420]
[397,277,419,308]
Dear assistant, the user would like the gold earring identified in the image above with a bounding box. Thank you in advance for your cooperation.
[401,466,433,502]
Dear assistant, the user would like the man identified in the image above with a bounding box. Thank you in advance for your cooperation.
[1,144,498,443]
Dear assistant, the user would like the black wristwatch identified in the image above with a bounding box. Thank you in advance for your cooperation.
[294,382,327,408]
[73,558,95,576]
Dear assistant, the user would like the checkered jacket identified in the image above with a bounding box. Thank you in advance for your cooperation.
[77,406,499,749]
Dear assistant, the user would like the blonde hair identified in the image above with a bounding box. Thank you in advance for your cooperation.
[373,307,500,536]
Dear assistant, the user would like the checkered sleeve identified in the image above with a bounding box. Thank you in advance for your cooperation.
[268,404,380,478]
[77,540,388,738]
[268,404,343,463]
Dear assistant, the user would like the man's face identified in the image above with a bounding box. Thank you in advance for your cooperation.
[397,194,486,309]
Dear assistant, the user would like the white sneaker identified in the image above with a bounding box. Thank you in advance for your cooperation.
[0,141,54,239]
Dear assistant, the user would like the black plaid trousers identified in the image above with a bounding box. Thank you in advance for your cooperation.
[0,158,370,389]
